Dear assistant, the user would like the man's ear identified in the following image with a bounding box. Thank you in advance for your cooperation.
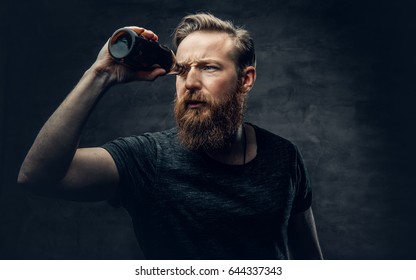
[241,66,256,94]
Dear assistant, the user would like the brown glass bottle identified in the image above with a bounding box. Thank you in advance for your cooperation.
[108,27,185,74]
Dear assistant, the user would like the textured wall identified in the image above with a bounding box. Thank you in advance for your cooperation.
[1,0,415,259]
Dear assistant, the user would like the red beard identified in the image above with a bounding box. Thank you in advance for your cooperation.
[174,83,245,151]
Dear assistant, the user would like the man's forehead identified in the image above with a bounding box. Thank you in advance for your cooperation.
[176,31,234,61]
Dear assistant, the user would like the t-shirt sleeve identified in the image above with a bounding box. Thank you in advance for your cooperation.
[291,145,312,215]
[101,134,158,208]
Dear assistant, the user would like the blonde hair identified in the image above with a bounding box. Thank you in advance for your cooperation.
[173,13,256,74]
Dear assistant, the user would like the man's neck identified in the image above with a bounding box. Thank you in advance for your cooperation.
[205,123,257,165]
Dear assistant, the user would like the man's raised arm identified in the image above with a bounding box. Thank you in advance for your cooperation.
[17,27,166,201]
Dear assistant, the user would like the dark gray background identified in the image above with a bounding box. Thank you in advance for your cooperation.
[1,0,415,259]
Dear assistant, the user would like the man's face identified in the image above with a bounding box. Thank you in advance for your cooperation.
[174,31,245,151]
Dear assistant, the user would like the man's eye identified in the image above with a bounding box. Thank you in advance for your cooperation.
[202,65,218,71]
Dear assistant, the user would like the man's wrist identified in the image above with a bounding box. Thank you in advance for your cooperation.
[83,66,115,92]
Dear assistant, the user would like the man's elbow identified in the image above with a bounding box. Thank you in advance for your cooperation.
[17,168,38,191]
[17,167,50,192]
[17,168,30,186]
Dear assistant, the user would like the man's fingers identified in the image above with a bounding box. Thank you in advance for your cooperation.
[125,26,158,41]
[142,29,158,41]
[126,26,145,35]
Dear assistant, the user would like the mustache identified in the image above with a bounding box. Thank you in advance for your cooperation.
[179,91,212,105]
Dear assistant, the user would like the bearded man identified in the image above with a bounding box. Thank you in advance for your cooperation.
[18,13,323,260]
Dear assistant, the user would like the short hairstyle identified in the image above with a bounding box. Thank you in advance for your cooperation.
[173,13,256,75]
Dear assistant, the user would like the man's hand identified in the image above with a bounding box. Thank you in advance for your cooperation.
[92,26,167,85]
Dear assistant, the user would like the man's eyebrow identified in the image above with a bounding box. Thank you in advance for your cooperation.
[177,58,223,65]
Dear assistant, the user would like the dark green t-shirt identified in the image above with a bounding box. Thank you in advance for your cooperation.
[103,124,311,259]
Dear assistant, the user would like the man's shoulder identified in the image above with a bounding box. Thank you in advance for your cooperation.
[120,127,177,141]
[104,127,178,150]
[251,124,295,149]
[142,127,178,144]
[149,127,178,137]
[251,124,301,168]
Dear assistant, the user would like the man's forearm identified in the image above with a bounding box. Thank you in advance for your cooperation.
[18,69,112,185]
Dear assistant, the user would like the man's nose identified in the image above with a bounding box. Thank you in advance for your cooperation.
[185,67,202,91]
